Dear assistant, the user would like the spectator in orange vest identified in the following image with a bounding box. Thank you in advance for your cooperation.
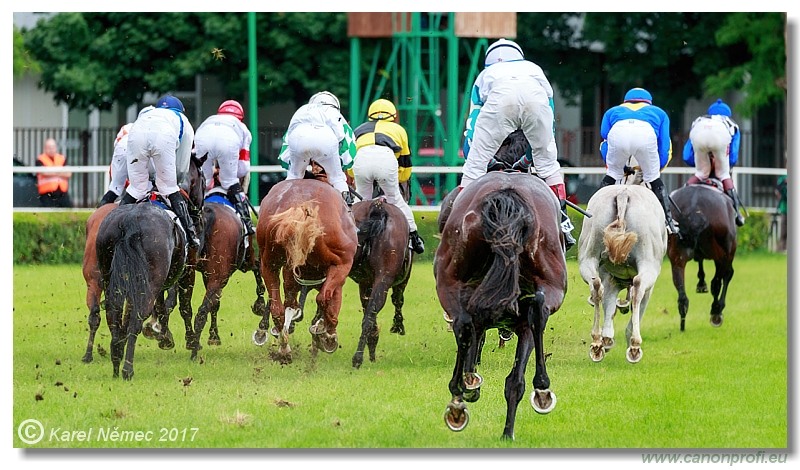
[36,138,72,207]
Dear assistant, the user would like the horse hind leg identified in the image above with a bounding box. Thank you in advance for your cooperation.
[529,289,557,415]
[709,260,734,327]
[589,277,606,362]
[389,281,408,336]
[444,311,473,433]
[352,284,373,369]
[625,276,649,364]
[82,300,102,363]
[696,260,709,293]
[502,323,535,440]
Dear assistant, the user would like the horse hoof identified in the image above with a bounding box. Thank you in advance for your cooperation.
[151,321,162,334]
[531,389,557,414]
[697,285,708,294]
[626,346,643,363]
[442,311,453,324]
[710,314,723,327]
[158,331,175,350]
[589,344,605,362]
[207,337,221,346]
[81,354,93,364]
[390,324,405,335]
[320,333,338,354]
[142,325,156,340]
[463,372,483,390]
[616,298,630,314]
[309,319,326,336]
[252,329,268,346]
[499,329,513,341]
[463,387,481,403]
[444,401,469,432]
[602,337,615,351]
[587,295,595,307]
[352,352,363,369]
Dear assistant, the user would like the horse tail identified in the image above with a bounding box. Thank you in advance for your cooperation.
[357,200,389,254]
[106,222,152,323]
[603,191,639,264]
[271,202,325,272]
[467,189,532,316]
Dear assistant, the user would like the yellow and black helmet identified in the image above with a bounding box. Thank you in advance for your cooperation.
[368,99,397,121]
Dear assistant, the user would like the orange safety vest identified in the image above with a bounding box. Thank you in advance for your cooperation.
[36,153,69,194]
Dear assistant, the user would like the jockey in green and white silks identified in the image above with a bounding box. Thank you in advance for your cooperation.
[278,91,357,206]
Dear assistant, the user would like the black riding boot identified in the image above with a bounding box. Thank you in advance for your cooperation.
[600,174,617,188]
[168,192,200,248]
[650,178,679,236]
[118,192,137,205]
[227,183,256,235]
[97,190,119,207]
[409,230,425,254]
[724,188,745,226]
[341,190,354,208]
[560,199,576,251]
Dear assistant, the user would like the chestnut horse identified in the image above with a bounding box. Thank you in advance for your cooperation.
[668,181,737,331]
[435,171,567,440]
[349,197,414,369]
[254,178,357,363]
[184,190,268,360]
[94,156,204,379]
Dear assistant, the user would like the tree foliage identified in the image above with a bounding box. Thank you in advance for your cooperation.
[13,25,40,78]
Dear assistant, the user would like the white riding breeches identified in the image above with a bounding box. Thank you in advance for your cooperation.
[689,117,733,181]
[126,120,181,200]
[353,145,418,232]
[197,130,242,191]
[606,119,661,184]
[285,123,349,194]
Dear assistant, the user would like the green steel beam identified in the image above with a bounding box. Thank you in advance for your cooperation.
[247,12,259,204]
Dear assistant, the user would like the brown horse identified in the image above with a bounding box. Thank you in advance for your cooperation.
[254,178,357,363]
[668,181,737,331]
[435,171,567,440]
[349,197,414,369]
[182,190,268,360]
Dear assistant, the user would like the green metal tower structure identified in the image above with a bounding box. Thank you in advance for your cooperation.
[348,13,493,205]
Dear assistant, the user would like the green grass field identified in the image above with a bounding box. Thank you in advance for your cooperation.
[12,253,788,449]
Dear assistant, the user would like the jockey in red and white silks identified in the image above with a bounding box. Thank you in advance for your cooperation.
[278,91,357,206]
[195,99,256,234]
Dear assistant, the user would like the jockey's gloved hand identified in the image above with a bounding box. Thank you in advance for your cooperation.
[511,156,531,173]
[486,158,507,172]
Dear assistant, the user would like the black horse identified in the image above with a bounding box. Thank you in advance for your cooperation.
[349,197,414,369]
[668,181,737,331]
[435,171,567,440]
[95,156,205,379]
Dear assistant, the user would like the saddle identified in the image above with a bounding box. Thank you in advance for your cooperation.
[204,187,250,267]
[688,177,724,192]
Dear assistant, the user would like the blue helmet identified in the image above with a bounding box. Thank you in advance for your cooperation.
[707,98,732,117]
[156,94,185,113]
[623,88,653,104]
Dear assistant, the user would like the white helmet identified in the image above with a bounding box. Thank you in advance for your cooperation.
[485,38,524,67]
[308,91,340,110]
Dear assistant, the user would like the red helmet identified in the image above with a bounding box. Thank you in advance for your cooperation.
[218,100,244,121]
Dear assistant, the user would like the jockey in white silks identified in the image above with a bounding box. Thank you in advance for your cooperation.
[599,87,679,236]
[278,91,357,207]
[122,94,199,248]
[682,98,745,226]
[195,99,256,235]
[461,38,575,250]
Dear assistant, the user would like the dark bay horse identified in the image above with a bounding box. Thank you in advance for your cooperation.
[254,178,358,364]
[349,197,414,369]
[95,156,204,379]
[668,182,737,331]
[435,171,567,440]
[186,190,268,360]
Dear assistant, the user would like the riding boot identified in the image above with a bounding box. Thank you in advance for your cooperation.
[227,183,256,235]
[559,199,576,251]
[650,178,680,236]
[600,174,617,188]
[409,230,425,254]
[725,188,746,226]
[118,192,137,205]
[167,192,200,249]
[97,190,118,207]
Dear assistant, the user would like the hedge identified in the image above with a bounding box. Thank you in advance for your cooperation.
[13,207,772,265]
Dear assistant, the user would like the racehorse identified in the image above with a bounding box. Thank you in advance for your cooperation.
[95,155,205,379]
[81,202,117,363]
[435,171,567,440]
[185,189,268,360]
[254,178,358,364]
[667,180,737,331]
[577,180,667,363]
[349,197,414,369]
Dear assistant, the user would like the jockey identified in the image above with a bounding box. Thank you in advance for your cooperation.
[599,87,679,235]
[278,91,357,207]
[682,99,745,226]
[97,107,156,207]
[352,98,425,254]
[122,94,199,248]
[195,99,256,235]
[460,38,575,250]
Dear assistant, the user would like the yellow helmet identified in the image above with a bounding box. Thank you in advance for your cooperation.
[368,99,397,121]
